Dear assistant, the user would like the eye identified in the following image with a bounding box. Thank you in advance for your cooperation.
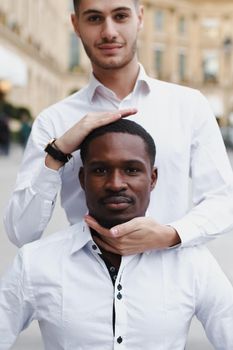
[125,168,140,175]
[114,13,129,21]
[87,15,103,23]
[93,167,107,175]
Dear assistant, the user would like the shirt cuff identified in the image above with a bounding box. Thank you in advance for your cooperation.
[168,219,203,248]
[31,164,62,200]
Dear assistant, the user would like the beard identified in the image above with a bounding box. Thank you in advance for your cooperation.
[82,39,138,70]
[91,215,128,229]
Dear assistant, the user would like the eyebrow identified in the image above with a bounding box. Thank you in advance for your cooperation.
[86,159,147,167]
[82,7,132,17]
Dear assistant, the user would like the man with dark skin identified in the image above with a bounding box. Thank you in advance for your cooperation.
[1,120,233,349]
[79,119,157,269]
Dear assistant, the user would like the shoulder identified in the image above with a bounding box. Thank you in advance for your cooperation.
[148,77,204,101]
[20,222,83,264]
[160,245,216,273]
[35,86,90,126]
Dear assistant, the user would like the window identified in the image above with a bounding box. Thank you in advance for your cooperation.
[203,51,219,82]
[201,18,219,39]
[155,10,164,31]
[178,52,186,81]
[178,16,186,35]
[69,32,81,71]
[155,48,164,78]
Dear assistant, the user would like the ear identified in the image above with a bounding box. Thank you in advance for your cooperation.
[71,13,81,37]
[150,167,157,191]
[79,167,85,190]
[137,5,144,31]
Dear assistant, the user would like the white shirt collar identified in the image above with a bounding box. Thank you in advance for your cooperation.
[70,221,94,255]
[69,219,152,256]
[87,63,151,103]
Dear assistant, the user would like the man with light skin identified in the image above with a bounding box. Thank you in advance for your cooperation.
[1,119,233,349]
[4,0,233,254]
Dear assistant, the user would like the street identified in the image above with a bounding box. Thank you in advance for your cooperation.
[0,144,233,349]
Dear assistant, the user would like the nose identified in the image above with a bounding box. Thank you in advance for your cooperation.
[101,18,118,41]
[105,171,127,192]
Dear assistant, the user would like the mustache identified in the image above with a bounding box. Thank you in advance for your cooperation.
[99,193,134,205]
[97,39,125,46]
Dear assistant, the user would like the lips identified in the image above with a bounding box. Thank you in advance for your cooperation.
[102,196,132,204]
[100,195,133,210]
[98,44,123,50]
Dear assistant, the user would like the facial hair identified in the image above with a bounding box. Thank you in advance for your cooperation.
[82,38,138,70]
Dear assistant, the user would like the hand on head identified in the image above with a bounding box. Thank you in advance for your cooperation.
[55,108,137,155]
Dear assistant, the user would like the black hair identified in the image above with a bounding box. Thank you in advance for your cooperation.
[73,0,79,10]
[73,0,139,12]
[80,119,156,166]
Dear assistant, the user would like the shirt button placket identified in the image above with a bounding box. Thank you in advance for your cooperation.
[114,280,127,349]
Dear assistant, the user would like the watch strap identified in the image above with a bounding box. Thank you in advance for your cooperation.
[44,139,72,163]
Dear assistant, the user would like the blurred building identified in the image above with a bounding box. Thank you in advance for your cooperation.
[0,0,233,124]
[140,0,233,125]
[0,0,89,116]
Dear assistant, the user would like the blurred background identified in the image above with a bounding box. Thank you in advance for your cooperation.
[0,0,233,349]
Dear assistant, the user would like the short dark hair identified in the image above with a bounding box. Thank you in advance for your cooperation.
[73,0,79,11]
[80,119,156,166]
[73,0,139,12]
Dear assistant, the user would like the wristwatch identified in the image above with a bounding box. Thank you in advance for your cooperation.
[44,138,72,163]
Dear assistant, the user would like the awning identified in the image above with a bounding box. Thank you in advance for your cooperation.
[0,46,27,86]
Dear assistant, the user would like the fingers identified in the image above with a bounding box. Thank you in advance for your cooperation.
[93,234,138,256]
[93,108,137,128]
[110,217,141,237]
[92,235,120,255]
[56,108,137,154]
[85,215,141,238]
[84,215,115,238]
[119,108,138,118]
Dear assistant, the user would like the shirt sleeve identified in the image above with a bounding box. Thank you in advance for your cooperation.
[195,248,233,349]
[0,249,36,348]
[3,114,62,247]
[170,91,233,247]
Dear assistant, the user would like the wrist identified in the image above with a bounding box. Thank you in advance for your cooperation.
[45,154,65,170]
[166,226,181,247]
[44,138,72,169]
[54,138,72,154]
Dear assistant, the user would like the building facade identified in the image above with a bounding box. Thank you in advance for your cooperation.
[0,0,89,116]
[0,0,233,123]
[139,0,233,124]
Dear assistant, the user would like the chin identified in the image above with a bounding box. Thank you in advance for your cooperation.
[97,214,135,229]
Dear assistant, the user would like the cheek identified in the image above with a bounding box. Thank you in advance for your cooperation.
[135,183,152,201]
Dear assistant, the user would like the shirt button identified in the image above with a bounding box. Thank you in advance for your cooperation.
[117,292,122,300]
[117,336,123,344]
[110,266,115,272]
[92,244,97,250]
[117,284,122,291]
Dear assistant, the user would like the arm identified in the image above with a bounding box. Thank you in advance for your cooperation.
[4,109,137,247]
[0,251,36,348]
[3,114,62,247]
[195,248,233,349]
[170,92,233,247]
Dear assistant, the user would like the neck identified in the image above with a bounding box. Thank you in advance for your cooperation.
[92,58,140,100]
[91,229,121,269]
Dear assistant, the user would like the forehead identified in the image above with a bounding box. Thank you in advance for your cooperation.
[86,132,149,163]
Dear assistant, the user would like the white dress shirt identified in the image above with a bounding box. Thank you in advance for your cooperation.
[1,221,233,350]
[4,65,233,247]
